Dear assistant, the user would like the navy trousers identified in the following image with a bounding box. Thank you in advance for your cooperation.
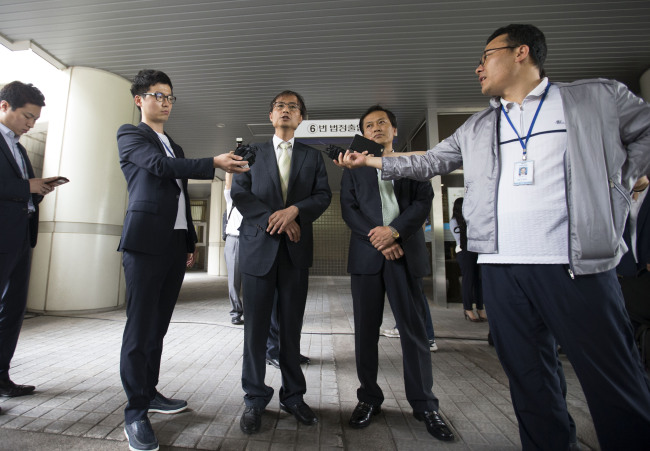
[265,291,280,360]
[351,258,439,412]
[0,228,31,381]
[482,264,650,450]
[241,240,308,408]
[120,230,187,424]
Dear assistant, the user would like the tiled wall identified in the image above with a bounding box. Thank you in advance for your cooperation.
[311,193,350,276]
[20,130,47,178]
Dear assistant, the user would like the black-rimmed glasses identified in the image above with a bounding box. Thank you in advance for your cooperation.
[478,46,518,66]
[141,92,177,104]
[273,102,300,112]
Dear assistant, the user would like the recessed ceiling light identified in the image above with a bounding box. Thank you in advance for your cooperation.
[216,123,226,128]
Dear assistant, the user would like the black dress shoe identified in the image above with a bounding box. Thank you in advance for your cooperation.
[124,417,159,451]
[349,401,381,429]
[231,316,244,325]
[266,357,280,369]
[279,400,318,425]
[414,411,454,441]
[299,354,310,364]
[0,379,35,397]
[240,406,263,434]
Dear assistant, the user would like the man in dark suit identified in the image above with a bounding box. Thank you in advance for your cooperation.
[117,69,248,451]
[0,81,58,406]
[232,90,331,434]
[340,105,453,442]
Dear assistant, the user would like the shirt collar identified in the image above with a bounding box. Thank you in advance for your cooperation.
[273,134,295,150]
[500,77,549,111]
[0,122,20,145]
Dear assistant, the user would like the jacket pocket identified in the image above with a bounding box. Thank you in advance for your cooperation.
[128,200,159,214]
[609,177,631,249]
[240,224,259,237]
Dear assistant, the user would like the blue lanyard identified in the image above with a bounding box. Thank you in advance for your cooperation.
[502,83,551,160]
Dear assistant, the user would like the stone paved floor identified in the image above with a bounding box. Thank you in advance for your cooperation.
[0,274,597,450]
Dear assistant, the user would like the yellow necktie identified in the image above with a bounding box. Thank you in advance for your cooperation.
[278,142,292,202]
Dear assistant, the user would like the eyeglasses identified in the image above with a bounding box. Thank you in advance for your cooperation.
[141,92,177,104]
[273,102,301,112]
[478,46,518,67]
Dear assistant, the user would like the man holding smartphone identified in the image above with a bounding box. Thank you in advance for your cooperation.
[0,81,60,403]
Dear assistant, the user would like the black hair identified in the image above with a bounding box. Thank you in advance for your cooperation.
[269,90,307,117]
[358,105,397,132]
[0,81,46,109]
[487,24,547,77]
[130,69,173,97]
[452,197,468,251]
[452,197,464,223]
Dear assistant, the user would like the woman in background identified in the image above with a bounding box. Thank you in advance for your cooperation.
[450,197,486,322]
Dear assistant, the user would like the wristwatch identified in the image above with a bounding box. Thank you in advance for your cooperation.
[388,226,400,240]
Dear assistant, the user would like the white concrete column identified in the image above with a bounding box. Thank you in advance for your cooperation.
[28,66,138,313]
[207,179,227,276]
[426,108,447,307]
[641,68,650,102]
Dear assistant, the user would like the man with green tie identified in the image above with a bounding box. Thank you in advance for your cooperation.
[340,105,453,442]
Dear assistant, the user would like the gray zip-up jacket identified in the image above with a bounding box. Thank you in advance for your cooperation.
[382,79,650,275]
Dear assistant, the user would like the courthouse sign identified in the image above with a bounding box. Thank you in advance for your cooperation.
[295,119,361,138]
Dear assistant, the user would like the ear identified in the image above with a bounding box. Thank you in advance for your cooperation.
[394,127,398,137]
[514,44,530,63]
[0,100,10,112]
[269,111,273,122]
[134,95,143,108]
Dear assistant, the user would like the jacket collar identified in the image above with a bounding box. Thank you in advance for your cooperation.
[138,122,168,155]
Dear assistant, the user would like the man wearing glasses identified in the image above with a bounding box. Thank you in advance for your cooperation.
[336,24,650,450]
[231,90,331,434]
[117,69,249,451]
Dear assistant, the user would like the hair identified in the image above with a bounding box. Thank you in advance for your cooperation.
[452,197,468,250]
[358,105,397,132]
[0,81,46,109]
[451,197,465,224]
[130,69,173,97]
[269,90,307,117]
[487,24,547,77]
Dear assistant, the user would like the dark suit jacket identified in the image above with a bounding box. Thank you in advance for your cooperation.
[116,122,215,255]
[231,140,331,276]
[341,166,433,277]
[618,191,650,277]
[0,136,42,253]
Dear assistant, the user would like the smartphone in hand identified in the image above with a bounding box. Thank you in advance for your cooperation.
[46,176,70,187]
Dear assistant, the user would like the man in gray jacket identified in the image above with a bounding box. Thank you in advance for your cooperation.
[336,24,650,451]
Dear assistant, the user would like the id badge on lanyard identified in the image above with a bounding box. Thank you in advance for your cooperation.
[503,83,550,186]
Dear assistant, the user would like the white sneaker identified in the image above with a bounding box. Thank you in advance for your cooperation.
[429,340,438,352]
[381,328,400,338]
